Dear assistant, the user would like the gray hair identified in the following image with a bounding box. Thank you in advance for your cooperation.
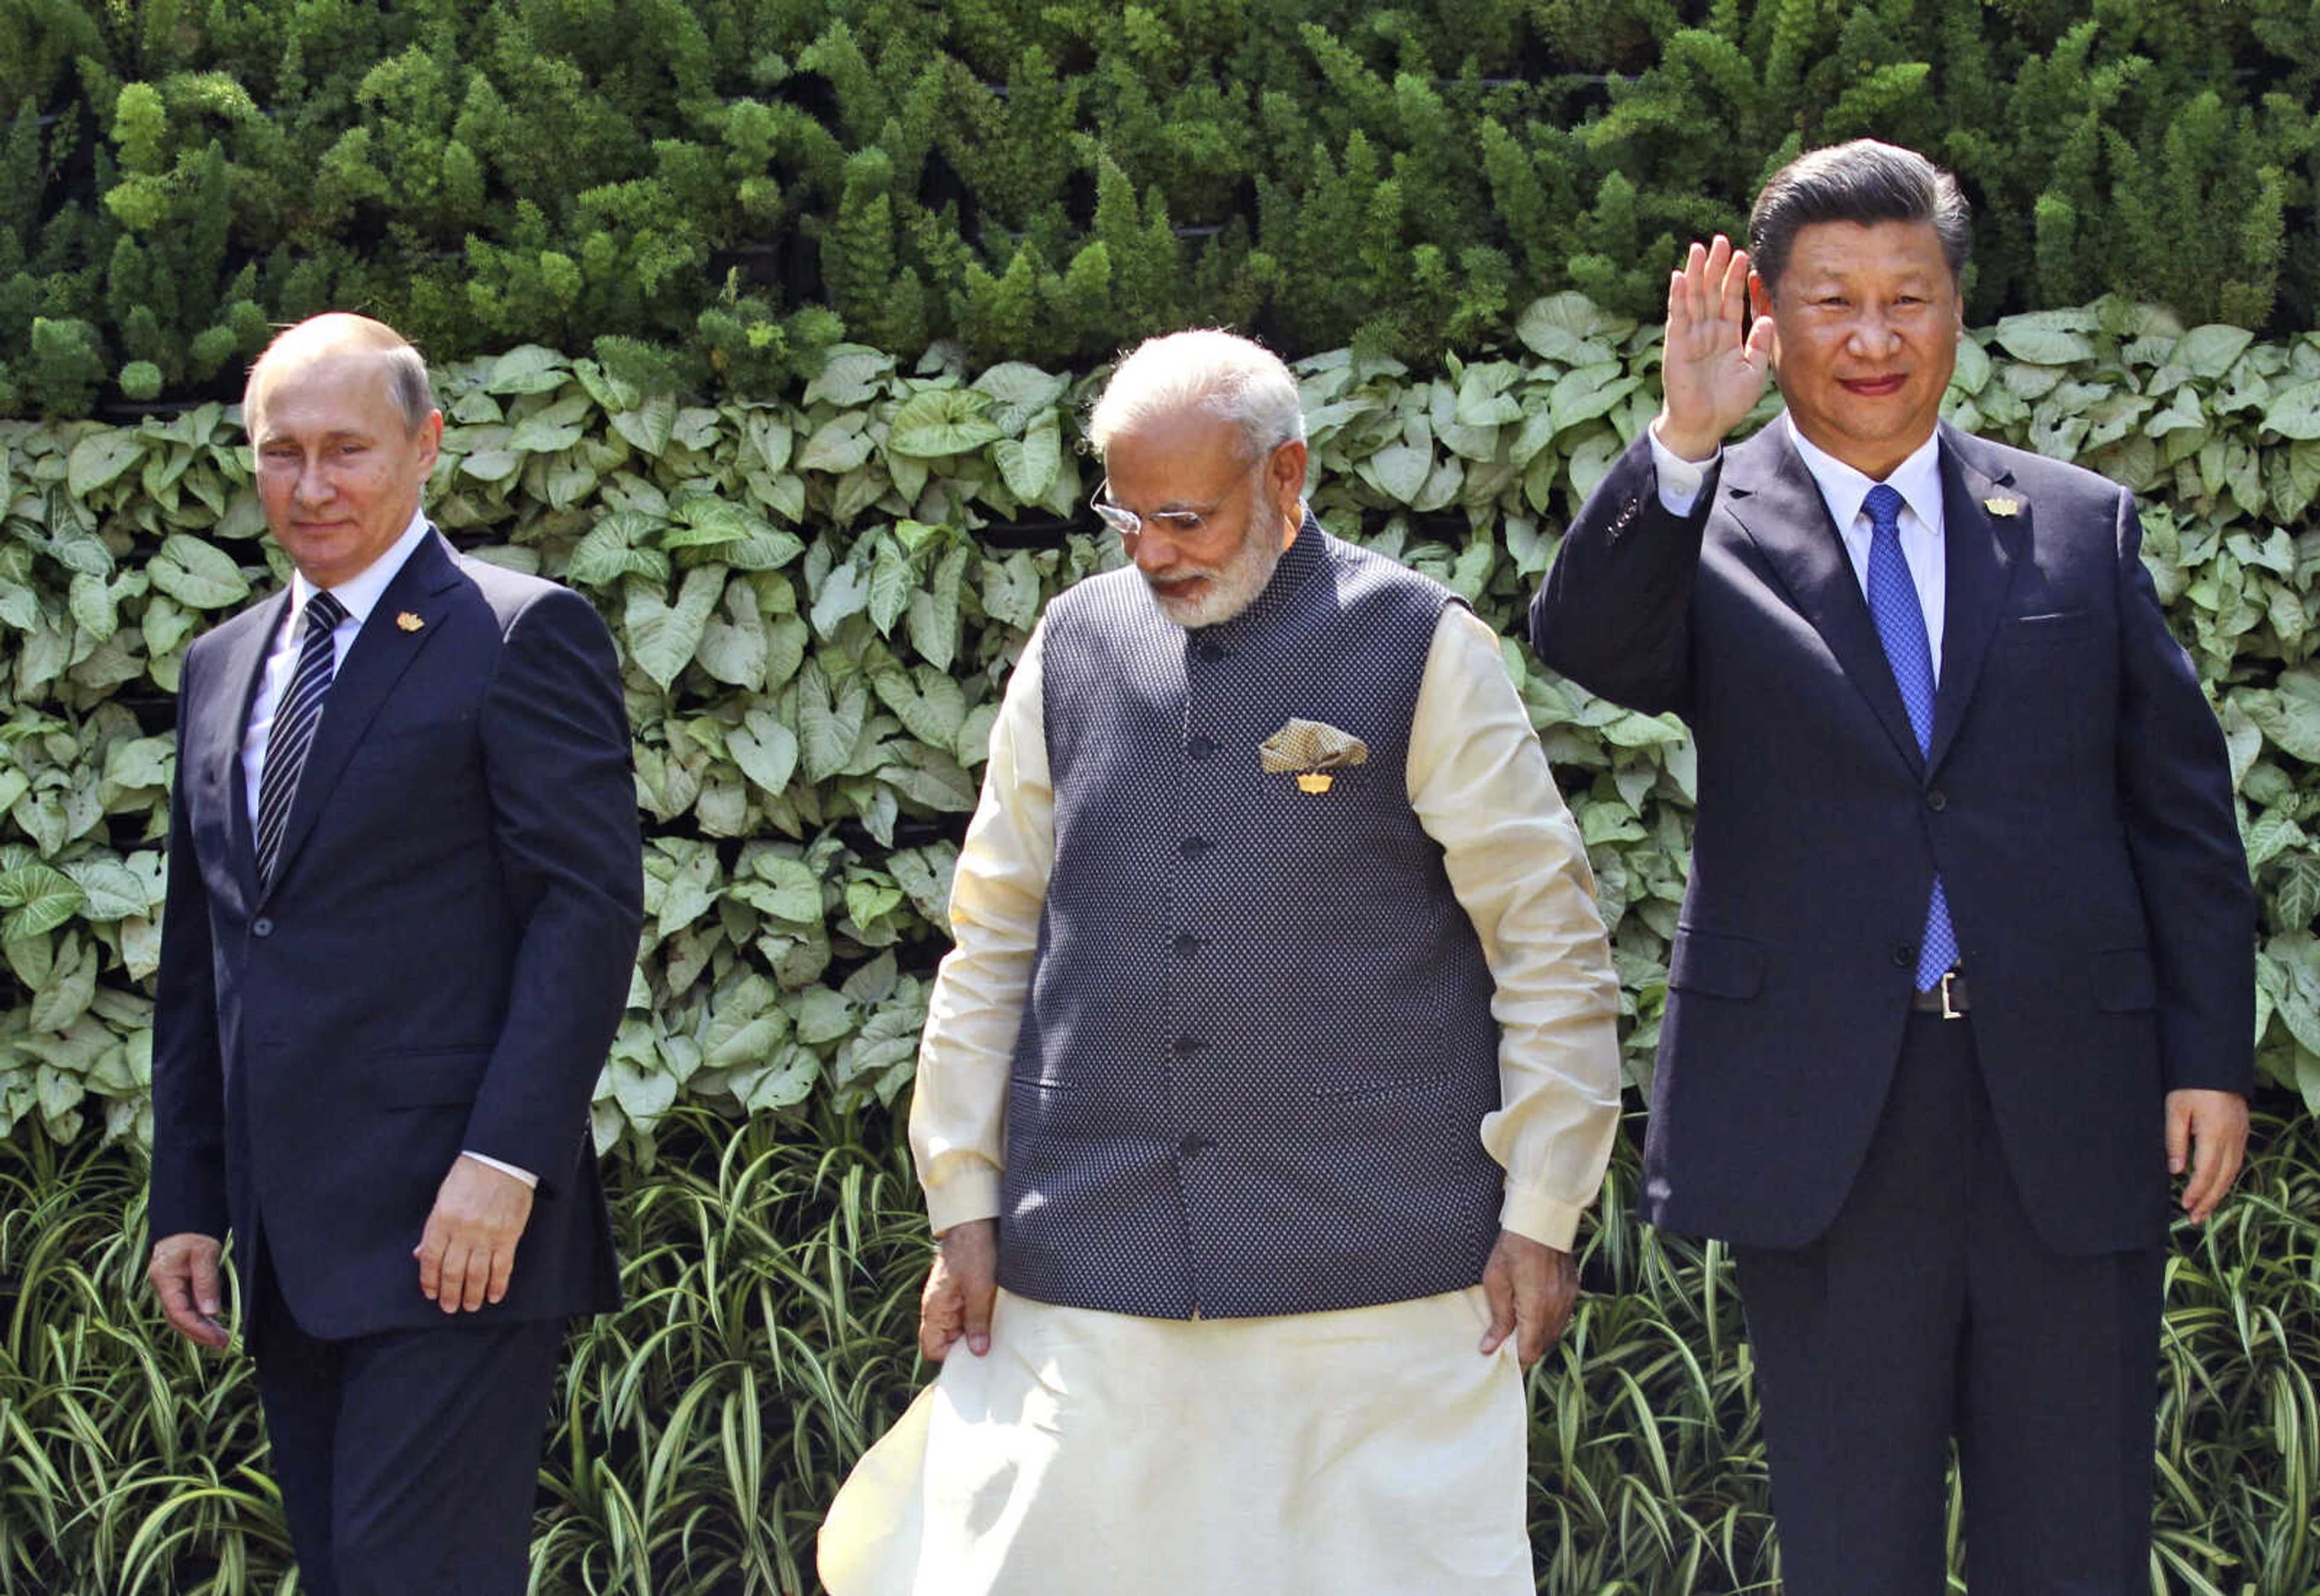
[1086,329,1305,462]
[245,314,436,436]
[1749,140,1971,291]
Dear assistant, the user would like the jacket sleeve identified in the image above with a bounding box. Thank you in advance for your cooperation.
[2109,489,2257,1095]
[460,586,645,1192]
[1529,432,1715,718]
[149,644,230,1243]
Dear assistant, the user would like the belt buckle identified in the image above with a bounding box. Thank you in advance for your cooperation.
[1938,968,1963,1021]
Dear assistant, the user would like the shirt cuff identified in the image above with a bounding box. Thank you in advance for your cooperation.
[1499,1187,1586,1252]
[1646,419,1719,518]
[925,1168,1004,1235]
[462,1150,538,1189]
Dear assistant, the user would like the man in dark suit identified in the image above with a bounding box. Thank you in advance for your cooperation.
[145,314,643,1594]
[1530,141,2254,1593]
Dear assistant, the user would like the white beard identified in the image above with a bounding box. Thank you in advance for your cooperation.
[1139,525,1284,629]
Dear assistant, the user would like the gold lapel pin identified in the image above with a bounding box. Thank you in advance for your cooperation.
[396,611,425,632]
[1983,497,2022,518]
[1296,772,1334,794]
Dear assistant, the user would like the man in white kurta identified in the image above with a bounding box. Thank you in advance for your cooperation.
[822,330,1622,1595]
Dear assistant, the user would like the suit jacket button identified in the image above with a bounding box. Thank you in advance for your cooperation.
[1891,942,1914,967]
[1186,735,1217,759]
[1196,642,1226,663]
[253,918,275,938]
[1180,836,1211,858]
[1179,1133,1212,1157]
[1926,788,1947,811]
[1173,932,1202,957]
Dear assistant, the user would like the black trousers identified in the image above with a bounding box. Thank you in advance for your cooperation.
[1733,1012,2164,1596]
[250,1251,567,1596]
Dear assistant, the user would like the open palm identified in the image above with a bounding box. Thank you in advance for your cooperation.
[1658,234,1775,461]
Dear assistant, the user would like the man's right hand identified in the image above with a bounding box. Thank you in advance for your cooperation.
[918,1217,997,1362]
[1657,234,1775,463]
[147,1232,230,1350]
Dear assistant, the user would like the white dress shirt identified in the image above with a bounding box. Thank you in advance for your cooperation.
[1648,414,1949,673]
[911,600,1625,1250]
[240,510,536,1189]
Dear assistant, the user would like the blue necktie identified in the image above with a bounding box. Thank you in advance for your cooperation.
[1863,484,1959,991]
[256,589,347,886]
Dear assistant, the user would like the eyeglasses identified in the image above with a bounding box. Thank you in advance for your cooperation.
[1090,446,1277,549]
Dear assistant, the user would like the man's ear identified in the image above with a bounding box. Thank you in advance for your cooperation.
[1269,439,1309,536]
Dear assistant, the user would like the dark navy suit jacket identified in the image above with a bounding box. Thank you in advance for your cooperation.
[1532,422,2252,1255]
[150,530,643,1339]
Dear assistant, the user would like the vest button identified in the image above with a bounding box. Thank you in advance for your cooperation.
[1173,932,1201,957]
[1196,642,1226,663]
[1186,735,1217,759]
[1179,836,1211,858]
[253,918,275,938]
[1179,1133,1213,1158]
[1171,1035,1203,1055]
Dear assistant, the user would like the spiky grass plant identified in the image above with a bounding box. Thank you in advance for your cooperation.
[3,1102,2313,1594]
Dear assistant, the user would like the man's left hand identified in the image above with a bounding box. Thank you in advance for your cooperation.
[1478,1230,1579,1366]
[413,1154,535,1312]
[2166,1089,2250,1226]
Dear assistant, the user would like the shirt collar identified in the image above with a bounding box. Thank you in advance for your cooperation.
[290,508,433,625]
[1784,415,1946,536]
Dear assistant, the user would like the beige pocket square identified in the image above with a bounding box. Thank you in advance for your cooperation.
[1260,719,1369,774]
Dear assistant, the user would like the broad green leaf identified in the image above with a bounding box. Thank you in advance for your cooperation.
[729,708,799,797]
[147,534,251,610]
[1993,314,2097,366]
[663,497,770,550]
[1514,293,1625,364]
[799,414,875,474]
[623,566,723,689]
[971,362,1071,431]
[981,550,1042,634]
[888,388,1005,459]
[568,512,672,587]
[871,666,968,747]
[791,984,856,1045]
[608,393,678,457]
[1368,439,1431,504]
[811,556,872,639]
[2261,381,2320,440]
[994,414,1062,501]
[509,414,585,452]
[459,449,523,483]
[67,431,147,498]
[798,660,869,782]
[909,545,968,671]
[486,345,570,394]
[0,864,86,941]
[868,537,914,636]
[2175,325,2255,381]
[744,853,824,925]
[802,344,896,408]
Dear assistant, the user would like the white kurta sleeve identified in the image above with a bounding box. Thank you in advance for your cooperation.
[1406,606,1623,1250]
[910,624,1054,1235]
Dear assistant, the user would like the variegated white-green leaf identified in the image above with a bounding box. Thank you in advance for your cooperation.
[485,344,570,394]
[147,534,251,610]
[0,863,86,941]
[994,414,1062,501]
[729,707,799,797]
[623,565,724,689]
[909,545,968,672]
[66,431,146,498]
[889,387,1005,459]
[798,659,869,782]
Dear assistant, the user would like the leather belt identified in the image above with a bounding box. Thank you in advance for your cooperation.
[1909,968,1968,1018]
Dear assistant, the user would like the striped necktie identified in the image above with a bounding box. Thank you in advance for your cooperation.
[1862,483,1959,991]
[255,590,348,886]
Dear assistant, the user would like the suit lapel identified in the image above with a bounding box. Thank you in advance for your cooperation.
[260,532,463,897]
[1927,426,2026,773]
[213,592,291,902]
[1722,429,1925,777]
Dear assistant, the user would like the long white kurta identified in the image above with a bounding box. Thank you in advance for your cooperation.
[820,592,1622,1596]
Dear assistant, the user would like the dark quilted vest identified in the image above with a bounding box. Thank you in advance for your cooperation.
[999,518,1505,1318]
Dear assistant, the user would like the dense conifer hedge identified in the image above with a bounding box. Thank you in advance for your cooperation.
[5,0,2319,414]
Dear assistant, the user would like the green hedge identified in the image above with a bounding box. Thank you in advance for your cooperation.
[5,0,2319,413]
[4,294,2319,1156]
[1,300,2318,1589]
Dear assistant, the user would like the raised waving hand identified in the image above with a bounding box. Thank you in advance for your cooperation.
[1657,234,1776,463]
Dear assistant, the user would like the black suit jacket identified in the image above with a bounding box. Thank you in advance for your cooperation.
[150,530,643,1339]
[1532,422,2252,1255]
